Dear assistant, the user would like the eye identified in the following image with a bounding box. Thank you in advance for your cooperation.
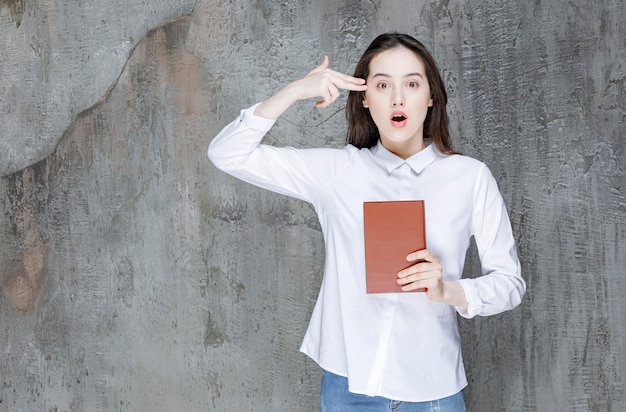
[376,81,390,90]
[407,80,419,88]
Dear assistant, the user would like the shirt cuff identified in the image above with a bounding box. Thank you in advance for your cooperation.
[240,103,276,132]
[455,278,483,319]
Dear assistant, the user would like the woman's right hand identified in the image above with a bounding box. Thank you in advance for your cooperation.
[254,56,367,119]
[293,56,367,108]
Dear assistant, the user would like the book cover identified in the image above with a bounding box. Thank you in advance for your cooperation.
[363,200,426,294]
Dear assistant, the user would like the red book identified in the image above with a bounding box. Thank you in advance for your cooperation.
[363,200,426,294]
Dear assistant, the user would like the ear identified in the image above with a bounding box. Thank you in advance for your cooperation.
[428,97,433,107]
[362,97,369,108]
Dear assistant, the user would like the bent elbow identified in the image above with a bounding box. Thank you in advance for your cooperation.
[207,144,220,167]
[509,275,526,310]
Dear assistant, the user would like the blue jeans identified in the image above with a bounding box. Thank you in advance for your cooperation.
[320,370,465,412]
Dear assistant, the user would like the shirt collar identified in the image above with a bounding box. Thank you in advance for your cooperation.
[370,140,440,174]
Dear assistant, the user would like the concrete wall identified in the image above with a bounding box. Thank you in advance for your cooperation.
[1,0,624,410]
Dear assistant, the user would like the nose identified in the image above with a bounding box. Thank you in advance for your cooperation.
[392,90,404,106]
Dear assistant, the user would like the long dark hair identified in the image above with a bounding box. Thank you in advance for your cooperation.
[346,33,455,155]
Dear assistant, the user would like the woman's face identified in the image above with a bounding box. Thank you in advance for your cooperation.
[362,46,433,159]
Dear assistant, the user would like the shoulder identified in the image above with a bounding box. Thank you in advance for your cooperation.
[299,144,357,158]
[285,144,361,177]
[440,152,484,167]
[436,152,490,177]
[433,154,502,201]
[326,144,370,162]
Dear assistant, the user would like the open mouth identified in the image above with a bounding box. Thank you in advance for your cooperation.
[391,111,408,127]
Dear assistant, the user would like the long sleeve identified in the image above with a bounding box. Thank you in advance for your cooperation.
[208,105,350,203]
[208,104,275,170]
[457,164,526,318]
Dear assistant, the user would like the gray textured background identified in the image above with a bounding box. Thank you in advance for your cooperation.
[1,0,624,411]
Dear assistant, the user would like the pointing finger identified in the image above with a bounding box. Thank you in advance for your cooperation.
[308,55,329,75]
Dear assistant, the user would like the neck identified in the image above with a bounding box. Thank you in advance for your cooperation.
[380,139,425,160]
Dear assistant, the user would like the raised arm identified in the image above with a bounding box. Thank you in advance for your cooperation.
[253,56,367,120]
[208,57,367,202]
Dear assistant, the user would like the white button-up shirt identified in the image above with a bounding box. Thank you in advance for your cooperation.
[208,105,525,402]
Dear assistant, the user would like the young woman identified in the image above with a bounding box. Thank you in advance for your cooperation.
[208,33,525,411]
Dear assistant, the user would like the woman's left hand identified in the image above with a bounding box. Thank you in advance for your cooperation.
[397,249,443,296]
[397,249,468,306]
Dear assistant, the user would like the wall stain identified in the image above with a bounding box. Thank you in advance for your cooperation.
[5,245,48,312]
[202,265,245,303]
[2,160,50,313]
[204,311,226,348]
[206,371,223,409]
[0,0,25,28]
[209,199,247,225]
[115,256,135,308]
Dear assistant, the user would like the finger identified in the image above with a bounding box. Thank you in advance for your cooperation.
[402,284,428,293]
[401,283,428,293]
[406,248,438,263]
[314,82,341,108]
[406,249,426,262]
[398,270,440,290]
[314,96,331,108]
[397,265,417,279]
[398,259,442,279]
[308,55,329,75]
[311,64,366,88]
[313,74,365,108]
[399,266,440,282]
[399,276,431,292]
[334,71,367,86]
[399,271,436,284]
[397,260,428,278]
[336,80,367,92]
[329,85,340,101]
[314,75,365,97]
[397,274,417,285]
[315,89,332,108]
[329,73,367,91]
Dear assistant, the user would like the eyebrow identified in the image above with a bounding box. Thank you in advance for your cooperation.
[372,72,424,79]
